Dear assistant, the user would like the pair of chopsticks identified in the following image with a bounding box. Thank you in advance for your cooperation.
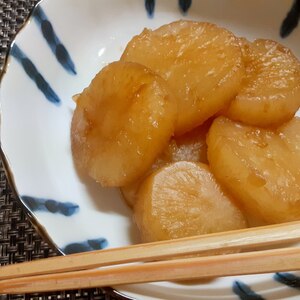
[1,221,300,294]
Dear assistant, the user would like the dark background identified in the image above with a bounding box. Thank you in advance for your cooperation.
[0,1,121,299]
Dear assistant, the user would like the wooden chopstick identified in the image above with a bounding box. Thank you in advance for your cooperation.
[1,220,300,282]
[1,246,300,294]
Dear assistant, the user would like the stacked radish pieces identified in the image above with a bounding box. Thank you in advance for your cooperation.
[71,21,300,243]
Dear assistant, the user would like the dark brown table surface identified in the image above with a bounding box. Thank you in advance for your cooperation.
[0,1,122,299]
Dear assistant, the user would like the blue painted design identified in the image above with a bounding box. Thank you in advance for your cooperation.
[233,281,265,300]
[145,0,155,17]
[280,0,300,38]
[274,272,300,289]
[179,0,192,13]
[21,196,79,216]
[62,238,109,254]
[10,44,61,105]
[33,6,77,75]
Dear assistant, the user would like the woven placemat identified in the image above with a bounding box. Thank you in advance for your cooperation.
[0,1,123,299]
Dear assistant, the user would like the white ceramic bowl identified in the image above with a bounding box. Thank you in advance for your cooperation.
[1,0,300,299]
